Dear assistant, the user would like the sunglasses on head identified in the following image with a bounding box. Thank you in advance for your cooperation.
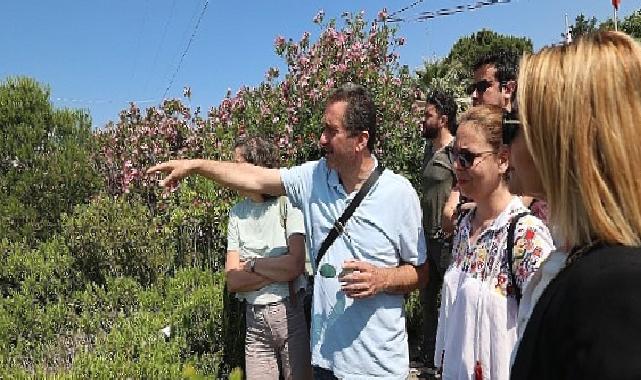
[502,112,521,145]
[451,147,496,169]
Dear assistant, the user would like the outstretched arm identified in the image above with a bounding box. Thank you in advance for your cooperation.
[147,159,285,196]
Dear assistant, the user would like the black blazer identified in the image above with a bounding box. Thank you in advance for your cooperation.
[511,245,641,380]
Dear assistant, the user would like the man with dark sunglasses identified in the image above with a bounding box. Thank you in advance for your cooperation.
[470,50,520,110]
[416,89,460,375]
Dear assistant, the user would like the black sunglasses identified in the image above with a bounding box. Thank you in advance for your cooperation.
[466,79,493,96]
[502,113,521,145]
[451,147,496,169]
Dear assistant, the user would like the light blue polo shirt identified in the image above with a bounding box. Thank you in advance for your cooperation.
[280,157,427,379]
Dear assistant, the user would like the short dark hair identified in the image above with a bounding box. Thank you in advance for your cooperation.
[426,89,458,134]
[234,136,280,169]
[326,83,377,151]
[472,50,521,84]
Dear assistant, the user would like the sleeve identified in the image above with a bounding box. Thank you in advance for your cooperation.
[226,205,240,252]
[510,215,555,290]
[285,199,306,238]
[279,160,317,210]
[398,181,427,266]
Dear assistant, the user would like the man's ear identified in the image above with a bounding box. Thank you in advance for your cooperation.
[356,130,370,152]
[503,80,517,98]
[439,114,449,129]
[497,145,510,175]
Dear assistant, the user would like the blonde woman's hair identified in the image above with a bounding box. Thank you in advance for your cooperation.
[517,31,641,247]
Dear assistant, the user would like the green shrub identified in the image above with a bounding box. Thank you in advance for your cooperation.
[0,238,80,372]
[0,238,77,302]
[0,77,102,245]
[62,196,174,287]
[69,311,186,379]
[160,178,236,273]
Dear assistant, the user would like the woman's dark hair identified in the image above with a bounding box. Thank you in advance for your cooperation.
[234,136,280,201]
[234,136,280,169]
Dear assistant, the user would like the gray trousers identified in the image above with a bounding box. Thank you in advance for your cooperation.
[245,292,313,380]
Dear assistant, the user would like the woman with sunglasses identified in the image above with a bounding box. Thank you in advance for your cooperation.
[510,31,641,379]
[434,105,554,380]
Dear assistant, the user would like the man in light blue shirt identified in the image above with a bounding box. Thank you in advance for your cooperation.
[148,84,428,379]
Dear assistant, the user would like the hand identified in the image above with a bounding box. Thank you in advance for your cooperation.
[146,160,194,188]
[339,260,387,299]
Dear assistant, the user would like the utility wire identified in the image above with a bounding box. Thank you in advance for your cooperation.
[53,96,159,105]
[143,0,177,95]
[388,0,426,18]
[388,0,511,23]
[162,0,210,99]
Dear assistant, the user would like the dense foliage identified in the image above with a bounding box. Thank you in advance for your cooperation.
[570,10,641,39]
[0,77,102,244]
[5,7,637,379]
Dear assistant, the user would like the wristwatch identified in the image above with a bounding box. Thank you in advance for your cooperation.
[249,258,257,273]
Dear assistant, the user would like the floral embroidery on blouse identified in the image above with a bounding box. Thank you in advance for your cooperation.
[451,203,553,298]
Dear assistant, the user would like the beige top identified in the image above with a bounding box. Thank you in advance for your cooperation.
[227,197,306,305]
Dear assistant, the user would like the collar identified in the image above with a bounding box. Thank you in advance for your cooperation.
[326,155,379,195]
[472,196,526,233]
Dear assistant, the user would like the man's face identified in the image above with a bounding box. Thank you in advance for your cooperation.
[319,101,360,171]
[422,103,443,139]
[471,64,505,107]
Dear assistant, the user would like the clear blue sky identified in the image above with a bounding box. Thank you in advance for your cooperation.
[1,1,633,128]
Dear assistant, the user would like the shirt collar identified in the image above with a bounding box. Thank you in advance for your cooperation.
[479,196,525,233]
[326,155,379,194]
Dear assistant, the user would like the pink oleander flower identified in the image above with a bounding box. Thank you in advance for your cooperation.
[378,8,388,21]
[274,36,285,48]
[313,10,325,24]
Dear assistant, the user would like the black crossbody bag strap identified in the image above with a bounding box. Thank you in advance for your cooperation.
[314,164,384,273]
[507,211,530,305]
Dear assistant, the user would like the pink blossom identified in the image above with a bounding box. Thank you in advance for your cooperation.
[313,10,325,24]
[378,8,388,21]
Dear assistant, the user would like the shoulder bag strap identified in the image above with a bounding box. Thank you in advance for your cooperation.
[507,211,531,305]
[314,164,384,272]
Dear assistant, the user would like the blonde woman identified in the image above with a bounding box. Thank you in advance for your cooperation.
[434,105,554,379]
[511,31,641,379]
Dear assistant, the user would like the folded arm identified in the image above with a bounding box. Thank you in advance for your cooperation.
[225,250,272,292]
[245,233,306,282]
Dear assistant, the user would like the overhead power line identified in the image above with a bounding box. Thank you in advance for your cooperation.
[162,0,210,100]
[388,0,426,18]
[388,0,512,23]
[53,96,159,105]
